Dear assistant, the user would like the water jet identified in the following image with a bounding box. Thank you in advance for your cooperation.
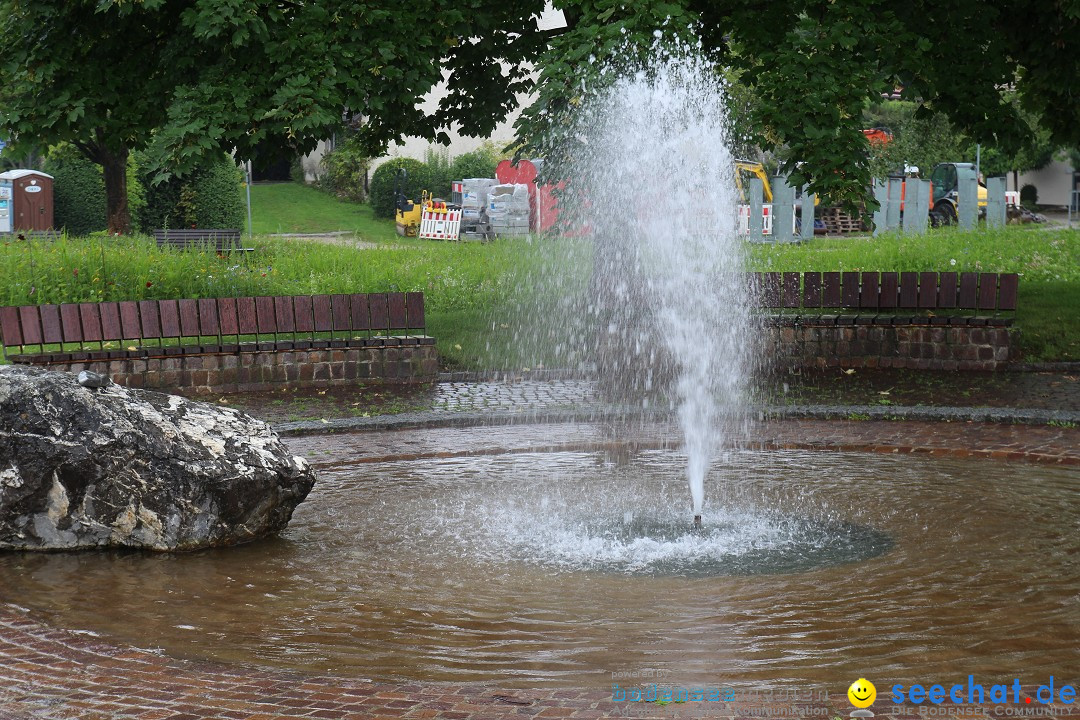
[521,43,756,522]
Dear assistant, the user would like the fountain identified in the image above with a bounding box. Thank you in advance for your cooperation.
[513,42,757,526]
[0,39,1076,692]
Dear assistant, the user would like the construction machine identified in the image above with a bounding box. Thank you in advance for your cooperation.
[734,161,773,203]
[735,160,825,235]
[927,162,989,226]
[393,169,426,237]
[394,168,460,238]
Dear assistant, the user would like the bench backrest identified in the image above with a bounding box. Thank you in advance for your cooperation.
[153,228,243,250]
[153,228,242,241]
[0,292,425,352]
[0,230,63,241]
[753,271,1018,312]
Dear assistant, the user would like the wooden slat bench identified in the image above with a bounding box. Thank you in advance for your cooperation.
[153,228,250,252]
[754,271,1018,326]
[1,230,63,241]
[0,292,431,364]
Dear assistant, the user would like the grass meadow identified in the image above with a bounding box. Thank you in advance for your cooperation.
[1,184,1076,368]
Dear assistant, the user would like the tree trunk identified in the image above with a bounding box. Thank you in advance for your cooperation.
[101,148,130,235]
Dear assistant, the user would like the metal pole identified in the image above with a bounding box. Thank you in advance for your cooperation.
[975,144,981,181]
[245,160,253,239]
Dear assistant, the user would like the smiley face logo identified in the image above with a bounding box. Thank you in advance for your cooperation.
[848,679,876,709]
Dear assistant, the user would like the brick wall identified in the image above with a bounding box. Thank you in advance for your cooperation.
[770,323,1016,370]
[46,346,439,395]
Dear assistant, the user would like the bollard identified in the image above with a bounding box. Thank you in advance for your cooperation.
[886,177,903,230]
[800,188,816,241]
[772,175,796,243]
[872,179,889,236]
[957,165,978,230]
[749,177,765,242]
[902,179,931,235]
[986,176,1007,228]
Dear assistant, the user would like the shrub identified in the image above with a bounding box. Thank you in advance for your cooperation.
[137,152,245,230]
[424,146,453,199]
[126,154,146,231]
[137,160,183,231]
[448,148,500,185]
[189,156,245,228]
[44,145,106,236]
[317,135,370,202]
[369,157,431,218]
[1020,183,1038,207]
[290,155,306,184]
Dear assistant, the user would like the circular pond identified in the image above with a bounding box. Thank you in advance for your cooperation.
[0,430,1077,688]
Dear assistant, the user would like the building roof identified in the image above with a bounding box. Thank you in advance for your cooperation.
[0,169,53,180]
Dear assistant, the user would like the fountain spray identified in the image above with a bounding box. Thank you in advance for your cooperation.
[558,42,757,527]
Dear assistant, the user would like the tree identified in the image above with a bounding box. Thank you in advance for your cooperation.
[0,0,548,233]
[2,0,1077,222]
[862,102,967,181]
[863,95,1062,190]
[517,0,1080,208]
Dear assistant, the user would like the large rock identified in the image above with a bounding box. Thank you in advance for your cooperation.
[0,366,315,551]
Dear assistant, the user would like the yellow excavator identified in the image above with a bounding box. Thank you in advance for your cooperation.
[735,161,773,203]
[735,160,824,233]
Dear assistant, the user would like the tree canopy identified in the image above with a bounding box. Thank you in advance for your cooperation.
[0,0,548,231]
[518,0,1079,206]
[1,0,1077,227]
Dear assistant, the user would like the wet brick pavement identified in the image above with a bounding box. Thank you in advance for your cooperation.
[223,371,1079,426]
[286,419,1080,469]
[429,381,600,413]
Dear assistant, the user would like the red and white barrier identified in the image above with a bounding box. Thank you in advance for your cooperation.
[737,204,774,235]
[419,209,461,240]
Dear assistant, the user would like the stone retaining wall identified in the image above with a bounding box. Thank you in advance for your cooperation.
[42,345,439,395]
[771,324,1016,370]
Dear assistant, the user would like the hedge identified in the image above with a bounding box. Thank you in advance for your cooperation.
[448,149,500,186]
[137,152,245,231]
[369,157,431,218]
[44,147,106,236]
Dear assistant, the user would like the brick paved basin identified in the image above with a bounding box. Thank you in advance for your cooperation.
[1,419,1077,716]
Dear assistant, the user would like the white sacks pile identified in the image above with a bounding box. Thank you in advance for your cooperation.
[487,183,531,236]
[460,178,498,228]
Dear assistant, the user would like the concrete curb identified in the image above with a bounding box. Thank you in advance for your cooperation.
[437,363,1080,381]
[274,403,1080,436]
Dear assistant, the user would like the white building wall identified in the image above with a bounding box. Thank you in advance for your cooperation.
[1007,157,1076,208]
[376,6,567,170]
[303,6,566,181]
[301,139,336,183]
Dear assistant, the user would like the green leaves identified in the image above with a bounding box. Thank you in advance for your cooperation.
[0,0,554,228]
[1,0,1075,229]
[522,0,1077,211]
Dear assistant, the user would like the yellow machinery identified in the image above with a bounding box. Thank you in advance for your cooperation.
[394,167,455,236]
[734,160,820,205]
[394,167,435,237]
[395,189,428,237]
[735,161,773,203]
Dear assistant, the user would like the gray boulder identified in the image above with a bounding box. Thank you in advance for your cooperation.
[0,365,316,551]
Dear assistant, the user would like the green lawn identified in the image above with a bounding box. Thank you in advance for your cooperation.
[249,182,400,240]
[1,184,1076,368]
[747,225,1080,363]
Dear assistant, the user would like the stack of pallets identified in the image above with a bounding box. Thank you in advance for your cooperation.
[819,206,867,234]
